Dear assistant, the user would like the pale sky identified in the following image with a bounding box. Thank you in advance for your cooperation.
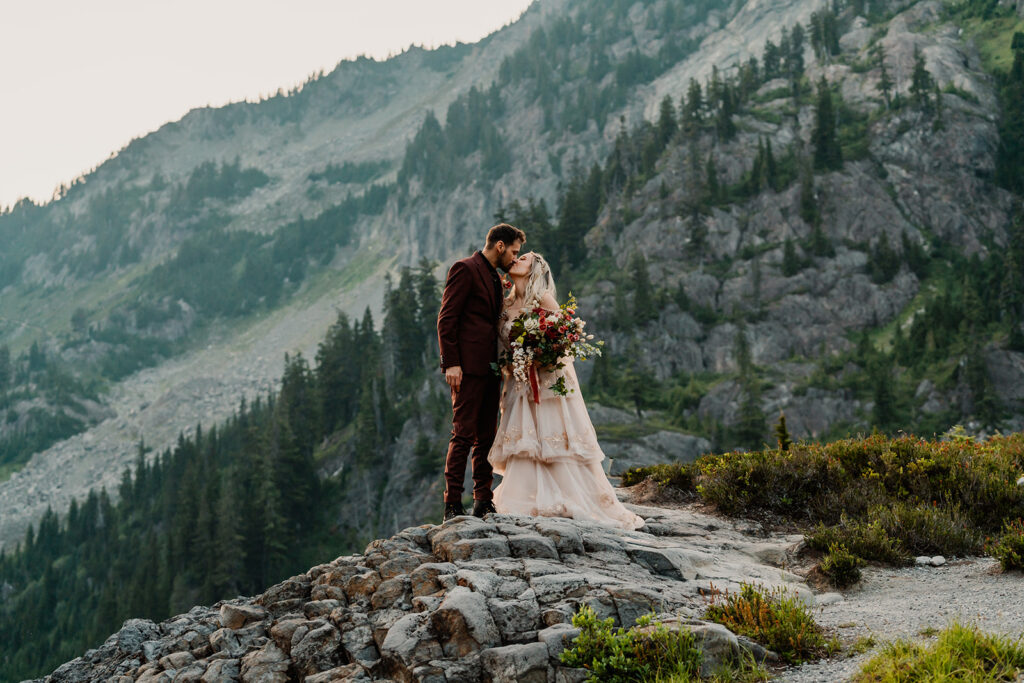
[0,1,534,209]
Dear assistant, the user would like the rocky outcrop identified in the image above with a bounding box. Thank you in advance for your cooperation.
[35,503,807,682]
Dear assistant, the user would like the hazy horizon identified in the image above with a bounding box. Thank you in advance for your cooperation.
[0,0,533,209]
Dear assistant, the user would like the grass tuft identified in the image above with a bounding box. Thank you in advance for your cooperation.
[852,622,1024,682]
[703,582,827,664]
[987,518,1024,571]
[819,543,864,588]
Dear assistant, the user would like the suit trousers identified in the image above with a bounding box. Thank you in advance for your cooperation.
[444,372,501,503]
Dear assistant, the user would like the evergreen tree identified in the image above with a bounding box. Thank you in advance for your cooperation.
[869,233,901,284]
[705,155,721,205]
[764,138,778,190]
[871,355,897,432]
[629,252,657,322]
[734,325,766,450]
[812,77,843,171]
[966,347,1002,428]
[656,95,678,147]
[211,468,245,598]
[682,79,704,132]
[996,36,1024,192]
[878,57,894,108]
[0,344,9,391]
[910,49,935,112]
[782,238,802,277]
[774,412,793,451]
[763,39,781,79]
[799,163,821,226]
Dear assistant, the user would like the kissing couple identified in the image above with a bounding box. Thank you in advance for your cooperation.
[435,223,644,530]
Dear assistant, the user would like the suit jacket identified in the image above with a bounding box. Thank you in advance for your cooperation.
[437,251,502,376]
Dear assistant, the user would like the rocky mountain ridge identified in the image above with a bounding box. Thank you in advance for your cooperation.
[32,501,807,683]
[2,0,1023,561]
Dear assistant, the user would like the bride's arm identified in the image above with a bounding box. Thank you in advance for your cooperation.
[538,292,560,313]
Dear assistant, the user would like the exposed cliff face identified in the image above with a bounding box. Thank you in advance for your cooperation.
[2,0,1022,552]
[33,501,806,682]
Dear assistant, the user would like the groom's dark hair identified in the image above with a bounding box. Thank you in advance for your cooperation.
[486,223,526,247]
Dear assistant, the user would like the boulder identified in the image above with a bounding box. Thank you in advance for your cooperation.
[537,624,581,664]
[380,612,444,680]
[219,603,268,630]
[487,591,541,643]
[239,641,289,683]
[430,586,501,657]
[202,661,241,683]
[480,642,550,683]
[291,621,343,676]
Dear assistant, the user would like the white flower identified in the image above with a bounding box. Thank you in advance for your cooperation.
[524,317,540,331]
[1017,476,1024,487]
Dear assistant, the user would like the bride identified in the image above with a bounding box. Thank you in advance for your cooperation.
[487,252,645,530]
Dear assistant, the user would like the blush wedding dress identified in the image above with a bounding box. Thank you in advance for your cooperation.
[487,307,645,530]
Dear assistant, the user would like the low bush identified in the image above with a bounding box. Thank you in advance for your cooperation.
[852,622,1024,682]
[560,605,702,682]
[806,515,909,565]
[988,518,1024,571]
[703,583,827,664]
[872,501,983,557]
[640,434,1024,569]
[621,463,696,489]
[819,543,863,588]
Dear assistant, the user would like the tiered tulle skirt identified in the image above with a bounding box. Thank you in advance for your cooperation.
[488,362,644,530]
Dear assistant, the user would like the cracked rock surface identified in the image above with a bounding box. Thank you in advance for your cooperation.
[33,503,806,682]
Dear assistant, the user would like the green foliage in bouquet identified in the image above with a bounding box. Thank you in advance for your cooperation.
[502,293,603,397]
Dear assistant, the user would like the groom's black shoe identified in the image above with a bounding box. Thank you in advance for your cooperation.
[443,501,465,522]
[473,499,496,518]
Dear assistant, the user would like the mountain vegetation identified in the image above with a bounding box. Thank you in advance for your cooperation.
[1,0,1024,677]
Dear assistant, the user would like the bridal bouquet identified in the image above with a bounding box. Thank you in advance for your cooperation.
[502,294,603,399]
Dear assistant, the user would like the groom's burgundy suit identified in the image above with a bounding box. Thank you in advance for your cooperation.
[437,251,503,504]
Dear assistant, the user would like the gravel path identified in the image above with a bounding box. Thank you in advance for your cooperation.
[777,558,1024,682]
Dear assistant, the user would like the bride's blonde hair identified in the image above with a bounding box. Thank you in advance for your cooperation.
[517,252,557,306]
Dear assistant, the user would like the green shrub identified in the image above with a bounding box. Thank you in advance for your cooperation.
[560,605,702,682]
[872,501,983,557]
[988,518,1024,571]
[621,463,696,490]
[807,515,909,565]
[819,543,863,588]
[703,583,827,664]
[852,622,1024,682]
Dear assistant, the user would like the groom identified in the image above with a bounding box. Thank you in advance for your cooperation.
[437,223,525,522]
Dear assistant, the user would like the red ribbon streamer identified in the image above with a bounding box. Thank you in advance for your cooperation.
[529,365,540,404]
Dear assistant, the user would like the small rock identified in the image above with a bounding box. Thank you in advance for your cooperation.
[200,659,239,683]
[507,534,560,560]
[304,599,343,619]
[480,642,550,683]
[815,592,844,606]
[931,556,946,566]
[304,663,370,682]
[915,556,933,566]
[537,624,580,663]
[239,641,289,683]
[410,562,457,597]
[219,603,268,630]
[430,586,502,657]
[371,577,409,610]
[159,651,195,671]
[291,621,342,676]
[344,571,383,602]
